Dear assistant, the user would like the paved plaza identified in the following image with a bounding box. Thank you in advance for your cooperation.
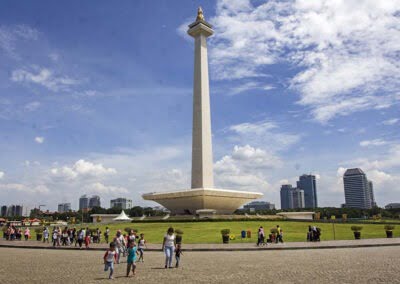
[1,246,399,283]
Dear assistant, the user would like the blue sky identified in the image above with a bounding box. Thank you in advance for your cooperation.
[0,0,399,212]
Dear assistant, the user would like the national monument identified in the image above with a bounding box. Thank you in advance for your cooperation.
[142,8,263,214]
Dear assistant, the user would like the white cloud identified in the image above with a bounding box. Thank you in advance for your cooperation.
[51,159,117,180]
[11,67,79,92]
[0,183,49,194]
[229,81,274,96]
[85,182,128,195]
[0,171,4,179]
[214,145,279,190]
[49,52,59,61]
[35,136,44,144]
[228,119,300,150]
[24,101,41,112]
[360,139,388,147]
[382,118,399,126]
[207,0,400,123]
[24,160,40,167]
[0,24,39,58]
[348,144,400,171]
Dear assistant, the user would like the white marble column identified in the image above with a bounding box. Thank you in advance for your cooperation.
[188,14,214,189]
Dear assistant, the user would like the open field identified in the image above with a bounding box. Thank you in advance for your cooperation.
[19,220,399,244]
[1,247,400,283]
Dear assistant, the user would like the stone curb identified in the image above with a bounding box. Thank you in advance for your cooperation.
[1,242,400,252]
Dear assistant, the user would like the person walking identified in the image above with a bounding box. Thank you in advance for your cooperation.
[97,228,102,243]
[77,229,84,249]
[175,244,183,268]
[43,227,49,243]
[257,226,265,246]
[162,227,175,269]
[85,232,91,249]
[103,242,117,280]
[52,228,58,247]
[104,227,110,244]
[137,233,147,262]
[114,230,126,264]
[24,228,30,241]
[127,230,136,247]
[276,225,282,243]
[126,241,139,277]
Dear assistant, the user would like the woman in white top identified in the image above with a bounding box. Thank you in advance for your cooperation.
[162,227,176,268]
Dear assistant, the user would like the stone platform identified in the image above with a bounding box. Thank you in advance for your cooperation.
[142,188,263,214]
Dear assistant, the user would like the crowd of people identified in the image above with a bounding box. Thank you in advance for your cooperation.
[3,225,31,241]
[46,226,105,248]
[307,225,321,242]
[102,226,181,279]
[3,224,183,279]
[257,225,284,246]
[3,223,324,279]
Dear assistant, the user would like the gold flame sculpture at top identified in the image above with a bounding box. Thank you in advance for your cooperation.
[196,6,205,21]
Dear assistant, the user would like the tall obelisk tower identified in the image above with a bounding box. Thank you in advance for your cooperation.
[188,7,214,189]
[142,8,263,215]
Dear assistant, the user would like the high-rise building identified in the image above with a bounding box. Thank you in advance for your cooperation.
[1,206,7,217]
[280,185,305,209]
[343,168,374,209]
[368,180,376,207]
[15,205,23,216]
[89,195,101,208]
[58,203,71,213]
[280,184,294,210]
[79,195,89,211]
[110,198,132,210]
[297,174,318,208]
[243,201,275,211]
[5,205,23,217]
[292,188,305,209]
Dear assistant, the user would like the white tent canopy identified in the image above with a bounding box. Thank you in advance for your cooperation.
[112,210,132,221]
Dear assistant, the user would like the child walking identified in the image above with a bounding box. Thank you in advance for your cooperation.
[175,244,183,268]
[126,241,139,277]
[103,243,117,280]
[85,233,91,249]
[138,233,147,262]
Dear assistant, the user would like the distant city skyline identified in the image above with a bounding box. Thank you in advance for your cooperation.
[0,1,399,210]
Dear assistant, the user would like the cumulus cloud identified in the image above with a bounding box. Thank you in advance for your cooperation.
[214,145,280,190]
[360,139,388,147]
[228,119,300,150]
[11,67,79,92]
[85,182,128,195]
[207,0,400,123]
[0,171,4,179]
[51,159,117,180]
[382,118,399,126]
[34,136,44,144]
[0,183,49,194]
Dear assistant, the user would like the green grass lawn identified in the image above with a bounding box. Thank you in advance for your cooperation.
[26,221,399,244]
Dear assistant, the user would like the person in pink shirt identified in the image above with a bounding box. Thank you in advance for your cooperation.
[24,228,30,241]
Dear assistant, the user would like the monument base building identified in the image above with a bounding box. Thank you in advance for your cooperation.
[143,188,262,215]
